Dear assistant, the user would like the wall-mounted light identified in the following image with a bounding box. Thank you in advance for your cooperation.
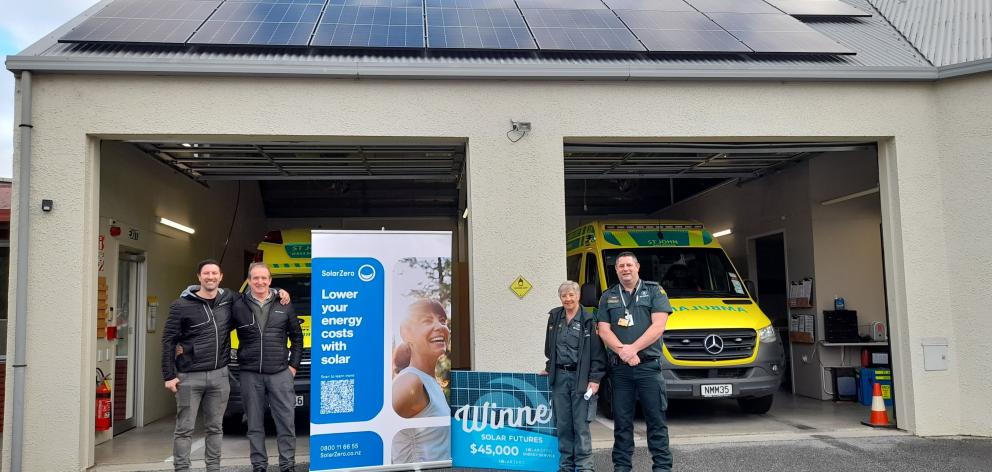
[820,186,879,206]
[159,217,195,234]
[713,228,732,238]
[462,208,470,219]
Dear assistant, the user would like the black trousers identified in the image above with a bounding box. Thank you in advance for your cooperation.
[610,360,672,472]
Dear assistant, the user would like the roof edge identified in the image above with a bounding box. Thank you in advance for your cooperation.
[4,54,939,81]
[937,58,992,80]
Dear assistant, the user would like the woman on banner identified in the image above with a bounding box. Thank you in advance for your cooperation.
[540,281,607,472]
[391,299,451,463]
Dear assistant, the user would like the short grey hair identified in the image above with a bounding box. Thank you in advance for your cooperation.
[558,280,580,297]
[247,262,271,277]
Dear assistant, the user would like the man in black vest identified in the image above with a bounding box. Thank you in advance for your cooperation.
[233,262,304,472]
[596,252,673,472]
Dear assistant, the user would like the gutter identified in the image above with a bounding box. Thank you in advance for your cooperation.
[10,70,32,472]
[937,57,992,80]
[4,54,940,81]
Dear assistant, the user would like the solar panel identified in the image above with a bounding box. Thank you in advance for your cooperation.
[615,10,749,52]
[59,0,221,44]
[515,0,608,10]
[707,13,854,54]
[521,9,645,51]
[603,0,694,11]
[426,3,537,50]
[427,0,517,7]
[764,0,871,17]
[684,0,782,14]
[189,0,325,46]
[312,0,424,48]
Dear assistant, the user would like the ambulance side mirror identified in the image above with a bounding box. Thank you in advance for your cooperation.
[744,280,757,301]
[580,283,599,307]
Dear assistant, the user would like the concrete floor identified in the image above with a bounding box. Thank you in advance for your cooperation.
[442,436,991,472]
[92,391,893,471]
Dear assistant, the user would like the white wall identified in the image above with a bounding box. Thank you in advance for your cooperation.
[5,73,984,470]
[98,141,268,426]
[809,153,886,331]
[936,72,992,437]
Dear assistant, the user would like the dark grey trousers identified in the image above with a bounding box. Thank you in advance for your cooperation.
[241,368,297,471]
[552,370,595,472]
[174,367,230,472]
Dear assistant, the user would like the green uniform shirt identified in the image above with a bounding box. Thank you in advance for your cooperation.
[596,280,672,359]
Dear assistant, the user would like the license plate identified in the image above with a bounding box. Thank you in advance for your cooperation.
[701,384,732,397]
[295,395,305,407]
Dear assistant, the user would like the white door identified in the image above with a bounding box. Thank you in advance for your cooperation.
[113,252,144,435]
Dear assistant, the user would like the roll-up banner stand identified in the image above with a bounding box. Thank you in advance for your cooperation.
[310,230,453,471]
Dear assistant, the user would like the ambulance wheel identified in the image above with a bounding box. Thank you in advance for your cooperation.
[737,395,774,414]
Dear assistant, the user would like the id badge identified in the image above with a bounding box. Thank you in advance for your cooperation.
[624,311,635,327]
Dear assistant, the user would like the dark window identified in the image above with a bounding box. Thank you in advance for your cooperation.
[603,248,746,299]
[566,254,581,283]
[264,275,311,316]
[584,254,600,289]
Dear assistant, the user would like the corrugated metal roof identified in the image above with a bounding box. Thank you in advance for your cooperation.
[870,0,992,67]
[4,0,977,80]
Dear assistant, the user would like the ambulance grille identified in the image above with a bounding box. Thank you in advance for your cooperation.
[296,350,312,379]
[663,329,756,360]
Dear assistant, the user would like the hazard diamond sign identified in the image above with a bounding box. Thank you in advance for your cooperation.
[510,275,533,298]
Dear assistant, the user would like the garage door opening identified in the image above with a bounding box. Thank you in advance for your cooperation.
[562,141,897,441]
[92,138,468,469]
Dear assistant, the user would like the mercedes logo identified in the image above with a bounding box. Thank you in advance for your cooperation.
[703,334,725,355]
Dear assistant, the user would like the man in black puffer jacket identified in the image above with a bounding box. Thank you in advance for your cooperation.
[162,260,289,472]
[233,262,304,472]
[161,259,234,472]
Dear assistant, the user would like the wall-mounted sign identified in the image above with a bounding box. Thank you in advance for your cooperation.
[510,276,532,298]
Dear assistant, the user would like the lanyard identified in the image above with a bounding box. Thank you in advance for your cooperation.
[618,280,642,312]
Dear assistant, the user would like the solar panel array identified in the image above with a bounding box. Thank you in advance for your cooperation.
[426,0,536,49]
[190,0,325,46]
[60,0,223,44]
[314,0,425,48]
[60,0,866,54]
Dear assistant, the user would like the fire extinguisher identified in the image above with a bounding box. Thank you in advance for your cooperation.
[96,368,112,432]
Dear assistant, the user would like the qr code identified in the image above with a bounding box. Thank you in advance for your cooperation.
[320,379,355,414]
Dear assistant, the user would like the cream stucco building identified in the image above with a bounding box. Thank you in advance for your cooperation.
[4,0,992,470]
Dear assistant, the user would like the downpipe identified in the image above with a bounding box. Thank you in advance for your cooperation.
[10,70,33,472]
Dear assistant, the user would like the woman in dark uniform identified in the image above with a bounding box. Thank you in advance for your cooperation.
[540,281,607,472]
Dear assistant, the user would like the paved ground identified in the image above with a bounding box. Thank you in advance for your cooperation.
[104,435,991,471]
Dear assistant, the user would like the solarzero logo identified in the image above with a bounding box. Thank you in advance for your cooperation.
[357,264,376,282]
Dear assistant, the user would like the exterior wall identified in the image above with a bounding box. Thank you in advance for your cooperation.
[2,73,982,470]
[935,72,992,437]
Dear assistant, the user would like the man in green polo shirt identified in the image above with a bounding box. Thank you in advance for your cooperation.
[596,251,673,472]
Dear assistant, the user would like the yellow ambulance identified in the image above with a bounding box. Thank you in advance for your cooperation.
[567,221,785,414]
[225,229,313,430]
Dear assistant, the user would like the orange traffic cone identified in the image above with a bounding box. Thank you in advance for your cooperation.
[861,382,895,428]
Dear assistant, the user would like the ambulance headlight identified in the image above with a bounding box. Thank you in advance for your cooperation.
[758,325,777,343]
